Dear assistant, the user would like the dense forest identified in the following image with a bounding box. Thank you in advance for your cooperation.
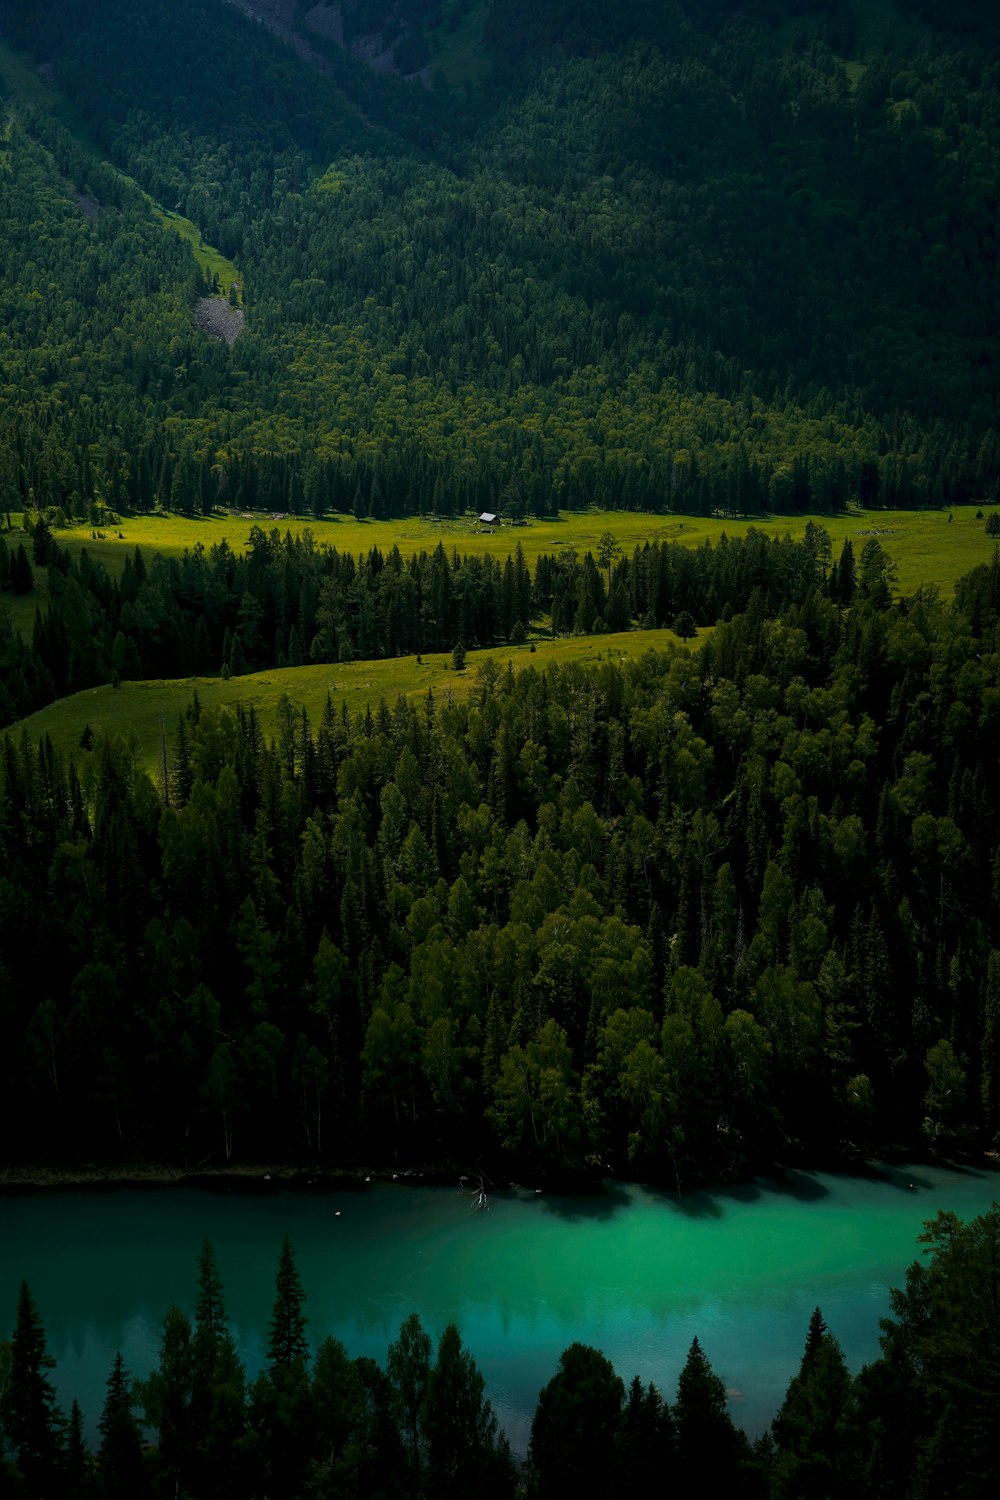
[3,1208,999,1497]
[0,0,998,519]
[1,554,999,1178]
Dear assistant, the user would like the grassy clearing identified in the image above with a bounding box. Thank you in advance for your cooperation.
[153,209,241,298]
[12,628,691,778]
[32,504,1000,596]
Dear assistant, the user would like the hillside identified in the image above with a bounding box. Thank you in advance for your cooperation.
[0,0,996,528]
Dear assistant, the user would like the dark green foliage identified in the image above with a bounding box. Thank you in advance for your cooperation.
[674,1336,752,1494]
[98,1352,148,1498]
[851,1207,1000,1499]
[9,547,33,597]
[386,1312,432,1487]
[251,1238,315,1498]
[266,1236,309,1371]
[3,565,1000,1174]
[0,0,998,541]
[422,1323,514,1500]
[613,1376,675,1490]
[771,1308,852,1499]
[4,1281,64,1495]
[4,1212,1000,1498]
[2,525,844,719]
[529,1342,624,1497]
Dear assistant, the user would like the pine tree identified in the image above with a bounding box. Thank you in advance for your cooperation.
[674,1336,750,1494]
[7,1280,64,1494]
[387,1311,432,1486]
[771,1307,851,1499]
[266,1235,309,1370]
[10,544,33,595]
[422,1323,515,1500]
[251,1240,314,1500]
[529,1342,624,1499]
[65,1398,91,1499]
[139,1305,193,1497]
[191,1243,246,1500]
[98,1351,148,1497]
[614,1375,675,1489]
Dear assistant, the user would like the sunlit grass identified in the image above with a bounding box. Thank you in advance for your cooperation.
[12,628,693,778]
[32,503,1000,597]
[153,209,241,297]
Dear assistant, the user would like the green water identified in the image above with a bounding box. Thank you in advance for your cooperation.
[2,1162,997,1451]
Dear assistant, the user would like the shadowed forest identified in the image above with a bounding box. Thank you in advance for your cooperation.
[0,0,997,524]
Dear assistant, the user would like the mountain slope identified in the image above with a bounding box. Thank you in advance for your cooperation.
[0,0,996,522]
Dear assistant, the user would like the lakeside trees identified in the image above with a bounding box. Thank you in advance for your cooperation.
[3,1209,999,1496]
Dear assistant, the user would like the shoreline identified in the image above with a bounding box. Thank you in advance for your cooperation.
[3,1145,995,1196]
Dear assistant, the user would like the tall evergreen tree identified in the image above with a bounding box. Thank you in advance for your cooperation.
[529,1342,624,1499]
[422,1323,515,1500]
[674,1336,751,1495]
[6,1280,64,1496]
[98,1351,148,1498]
[386,1312,432,1493]
[266,1235,309,1371]
[771,1307,851,1500]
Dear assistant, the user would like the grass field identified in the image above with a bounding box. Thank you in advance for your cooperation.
[12,628,690,779]
[153,209,241,298]
[13,502,1000,594]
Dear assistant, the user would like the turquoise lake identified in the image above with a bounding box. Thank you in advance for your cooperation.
[2,1161,997,1452]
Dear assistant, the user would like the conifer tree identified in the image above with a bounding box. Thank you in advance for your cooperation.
[267,1235,309,1371]
[6,1280,64,1495]
[387,1311,432,1487]
[529,1342,624,1499]
[674,1336,750,1495]
[139,1305,193,1498]
[422,1323,515,1500]
[65,1398,90,1500]
[191,1242,246,1500]
[98,1351,148,1497]
[771,1308,851,1500]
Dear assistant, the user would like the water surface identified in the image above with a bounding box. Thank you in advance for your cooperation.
[2,1162,997,1452]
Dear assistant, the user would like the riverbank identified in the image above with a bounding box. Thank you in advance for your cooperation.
[3,1143,993,1195]
[0,1160,478,1193]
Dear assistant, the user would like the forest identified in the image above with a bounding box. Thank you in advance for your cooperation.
[0,0,998,523]
[1,548,999,1179]
[3,1207,999,1497]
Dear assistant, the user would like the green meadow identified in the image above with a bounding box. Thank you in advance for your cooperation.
[13,629,687,779]
[6,502,997,776]
[21,502,1000,594]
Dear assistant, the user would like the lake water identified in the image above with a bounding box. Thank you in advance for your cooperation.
[2,1161,997,1452]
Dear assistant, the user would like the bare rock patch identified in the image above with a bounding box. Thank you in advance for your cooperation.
[193,296,245,345]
